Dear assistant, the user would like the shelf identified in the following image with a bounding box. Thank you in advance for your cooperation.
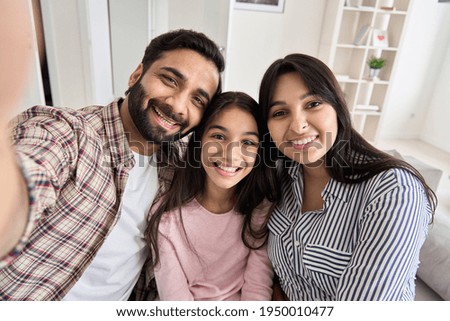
[319,0,411,143]
[360,78,389,84]
[337,44,398,51]
[352,111,382,116]
[344,6,376,13]
[377,9,407,15]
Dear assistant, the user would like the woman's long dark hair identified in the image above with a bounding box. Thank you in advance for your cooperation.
[259,53,437,218]
[147,91,280,268]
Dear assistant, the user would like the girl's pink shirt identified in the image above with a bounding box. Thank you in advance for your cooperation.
[154,198,273,301]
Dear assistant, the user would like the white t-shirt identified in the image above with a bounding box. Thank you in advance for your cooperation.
[63,152,158,300]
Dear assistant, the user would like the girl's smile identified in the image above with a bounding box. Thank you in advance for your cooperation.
[201,105,259,192]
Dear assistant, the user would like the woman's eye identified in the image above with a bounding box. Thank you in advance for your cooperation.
[307,101,321,109]
[272,110,286,118]
[212,134,225,140]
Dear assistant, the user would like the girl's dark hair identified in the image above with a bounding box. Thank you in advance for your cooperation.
[126,29,225,96]
[147,91,280,268]
[259,53,437,217]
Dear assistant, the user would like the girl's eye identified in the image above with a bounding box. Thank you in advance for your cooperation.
[242,139,258,146]
[211,133,225,140]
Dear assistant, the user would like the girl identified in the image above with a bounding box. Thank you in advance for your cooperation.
[259,54,437,301]
[147,92,279,300]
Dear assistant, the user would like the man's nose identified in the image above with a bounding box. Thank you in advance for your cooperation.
[167,93,188,116]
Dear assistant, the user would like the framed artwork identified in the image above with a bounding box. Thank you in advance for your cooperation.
[234,0,285,13]
[372,29,389,47]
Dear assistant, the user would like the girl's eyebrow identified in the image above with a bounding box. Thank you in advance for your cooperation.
[206,125,259,137]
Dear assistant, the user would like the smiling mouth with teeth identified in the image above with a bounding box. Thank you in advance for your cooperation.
[214,162,242,174]
[291,135,318,146]
[154,106,178,128]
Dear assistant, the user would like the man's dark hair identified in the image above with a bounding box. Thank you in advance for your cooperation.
[126,29,225,95]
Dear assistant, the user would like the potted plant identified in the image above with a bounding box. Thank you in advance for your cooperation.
[367,56,386,80]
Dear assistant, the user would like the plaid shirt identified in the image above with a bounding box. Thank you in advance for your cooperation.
[0,99,173,300]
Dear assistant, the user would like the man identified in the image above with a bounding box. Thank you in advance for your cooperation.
[0,18,224,299]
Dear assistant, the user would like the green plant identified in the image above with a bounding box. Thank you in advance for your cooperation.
[367,56,386,69]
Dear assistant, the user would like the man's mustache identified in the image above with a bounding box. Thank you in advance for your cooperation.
[147,98,187,127]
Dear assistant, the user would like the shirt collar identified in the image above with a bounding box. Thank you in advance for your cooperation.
[283,159,350,202]
[278,159,302,181]
[102,98,135,169]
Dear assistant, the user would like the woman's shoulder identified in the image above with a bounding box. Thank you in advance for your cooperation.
[369,167,422,187]
[324,167,424,204]
[352,167,425,204]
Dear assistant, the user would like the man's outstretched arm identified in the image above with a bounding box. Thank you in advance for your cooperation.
[0,0,34,258]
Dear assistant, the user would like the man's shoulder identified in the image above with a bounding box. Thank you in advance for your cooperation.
[12,104,106,125]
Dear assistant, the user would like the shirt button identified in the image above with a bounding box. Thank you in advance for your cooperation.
[294,241,300,247]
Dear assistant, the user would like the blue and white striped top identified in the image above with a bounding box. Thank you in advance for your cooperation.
[268,162,432,301]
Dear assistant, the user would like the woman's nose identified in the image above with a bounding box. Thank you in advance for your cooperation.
[289,112,308,132]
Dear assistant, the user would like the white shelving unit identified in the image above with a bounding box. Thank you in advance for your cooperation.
[319,0,411,143]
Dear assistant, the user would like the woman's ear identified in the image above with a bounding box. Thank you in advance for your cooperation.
[128,63,144,88]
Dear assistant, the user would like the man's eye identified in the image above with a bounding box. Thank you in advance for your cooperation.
[192,97,205,108]
[162,75,177,86]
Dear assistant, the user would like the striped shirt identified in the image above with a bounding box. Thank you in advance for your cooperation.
[268,162,432,301]
[0,99,173,300]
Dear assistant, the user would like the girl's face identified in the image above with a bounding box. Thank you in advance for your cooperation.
[267,72,338,166]
[201,105,259,192]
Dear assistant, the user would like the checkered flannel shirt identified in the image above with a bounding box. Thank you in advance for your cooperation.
[0,99,175,300]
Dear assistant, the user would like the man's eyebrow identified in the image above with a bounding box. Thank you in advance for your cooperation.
[197,88,211,103]
[161,66,211,103]
[160,66,186,81]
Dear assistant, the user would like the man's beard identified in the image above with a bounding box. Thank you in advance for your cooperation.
[127,82,188,144]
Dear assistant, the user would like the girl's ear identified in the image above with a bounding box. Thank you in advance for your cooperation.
[128,64,144,88]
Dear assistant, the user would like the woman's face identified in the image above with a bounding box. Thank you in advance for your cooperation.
[201,105,259,192]
[267,72,338,166]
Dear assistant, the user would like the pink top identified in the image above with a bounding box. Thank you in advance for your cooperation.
[154,198,273,301]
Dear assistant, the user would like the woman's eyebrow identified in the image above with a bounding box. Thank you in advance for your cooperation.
[269,92,315,109]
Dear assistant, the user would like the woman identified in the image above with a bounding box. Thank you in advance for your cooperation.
[259,53,437,301]
[147,92,279,300]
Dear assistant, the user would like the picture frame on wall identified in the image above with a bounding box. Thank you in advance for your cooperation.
[372,29,389,47]
[234,0,285,13]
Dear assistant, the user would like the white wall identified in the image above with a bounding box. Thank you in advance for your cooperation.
[225,0,326,99]
[41,0,113,108]
[379,0,450,149]
[420,16,450,153]
[109,0,150,96]
[22,0,450,153]
[80,0,114,104]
